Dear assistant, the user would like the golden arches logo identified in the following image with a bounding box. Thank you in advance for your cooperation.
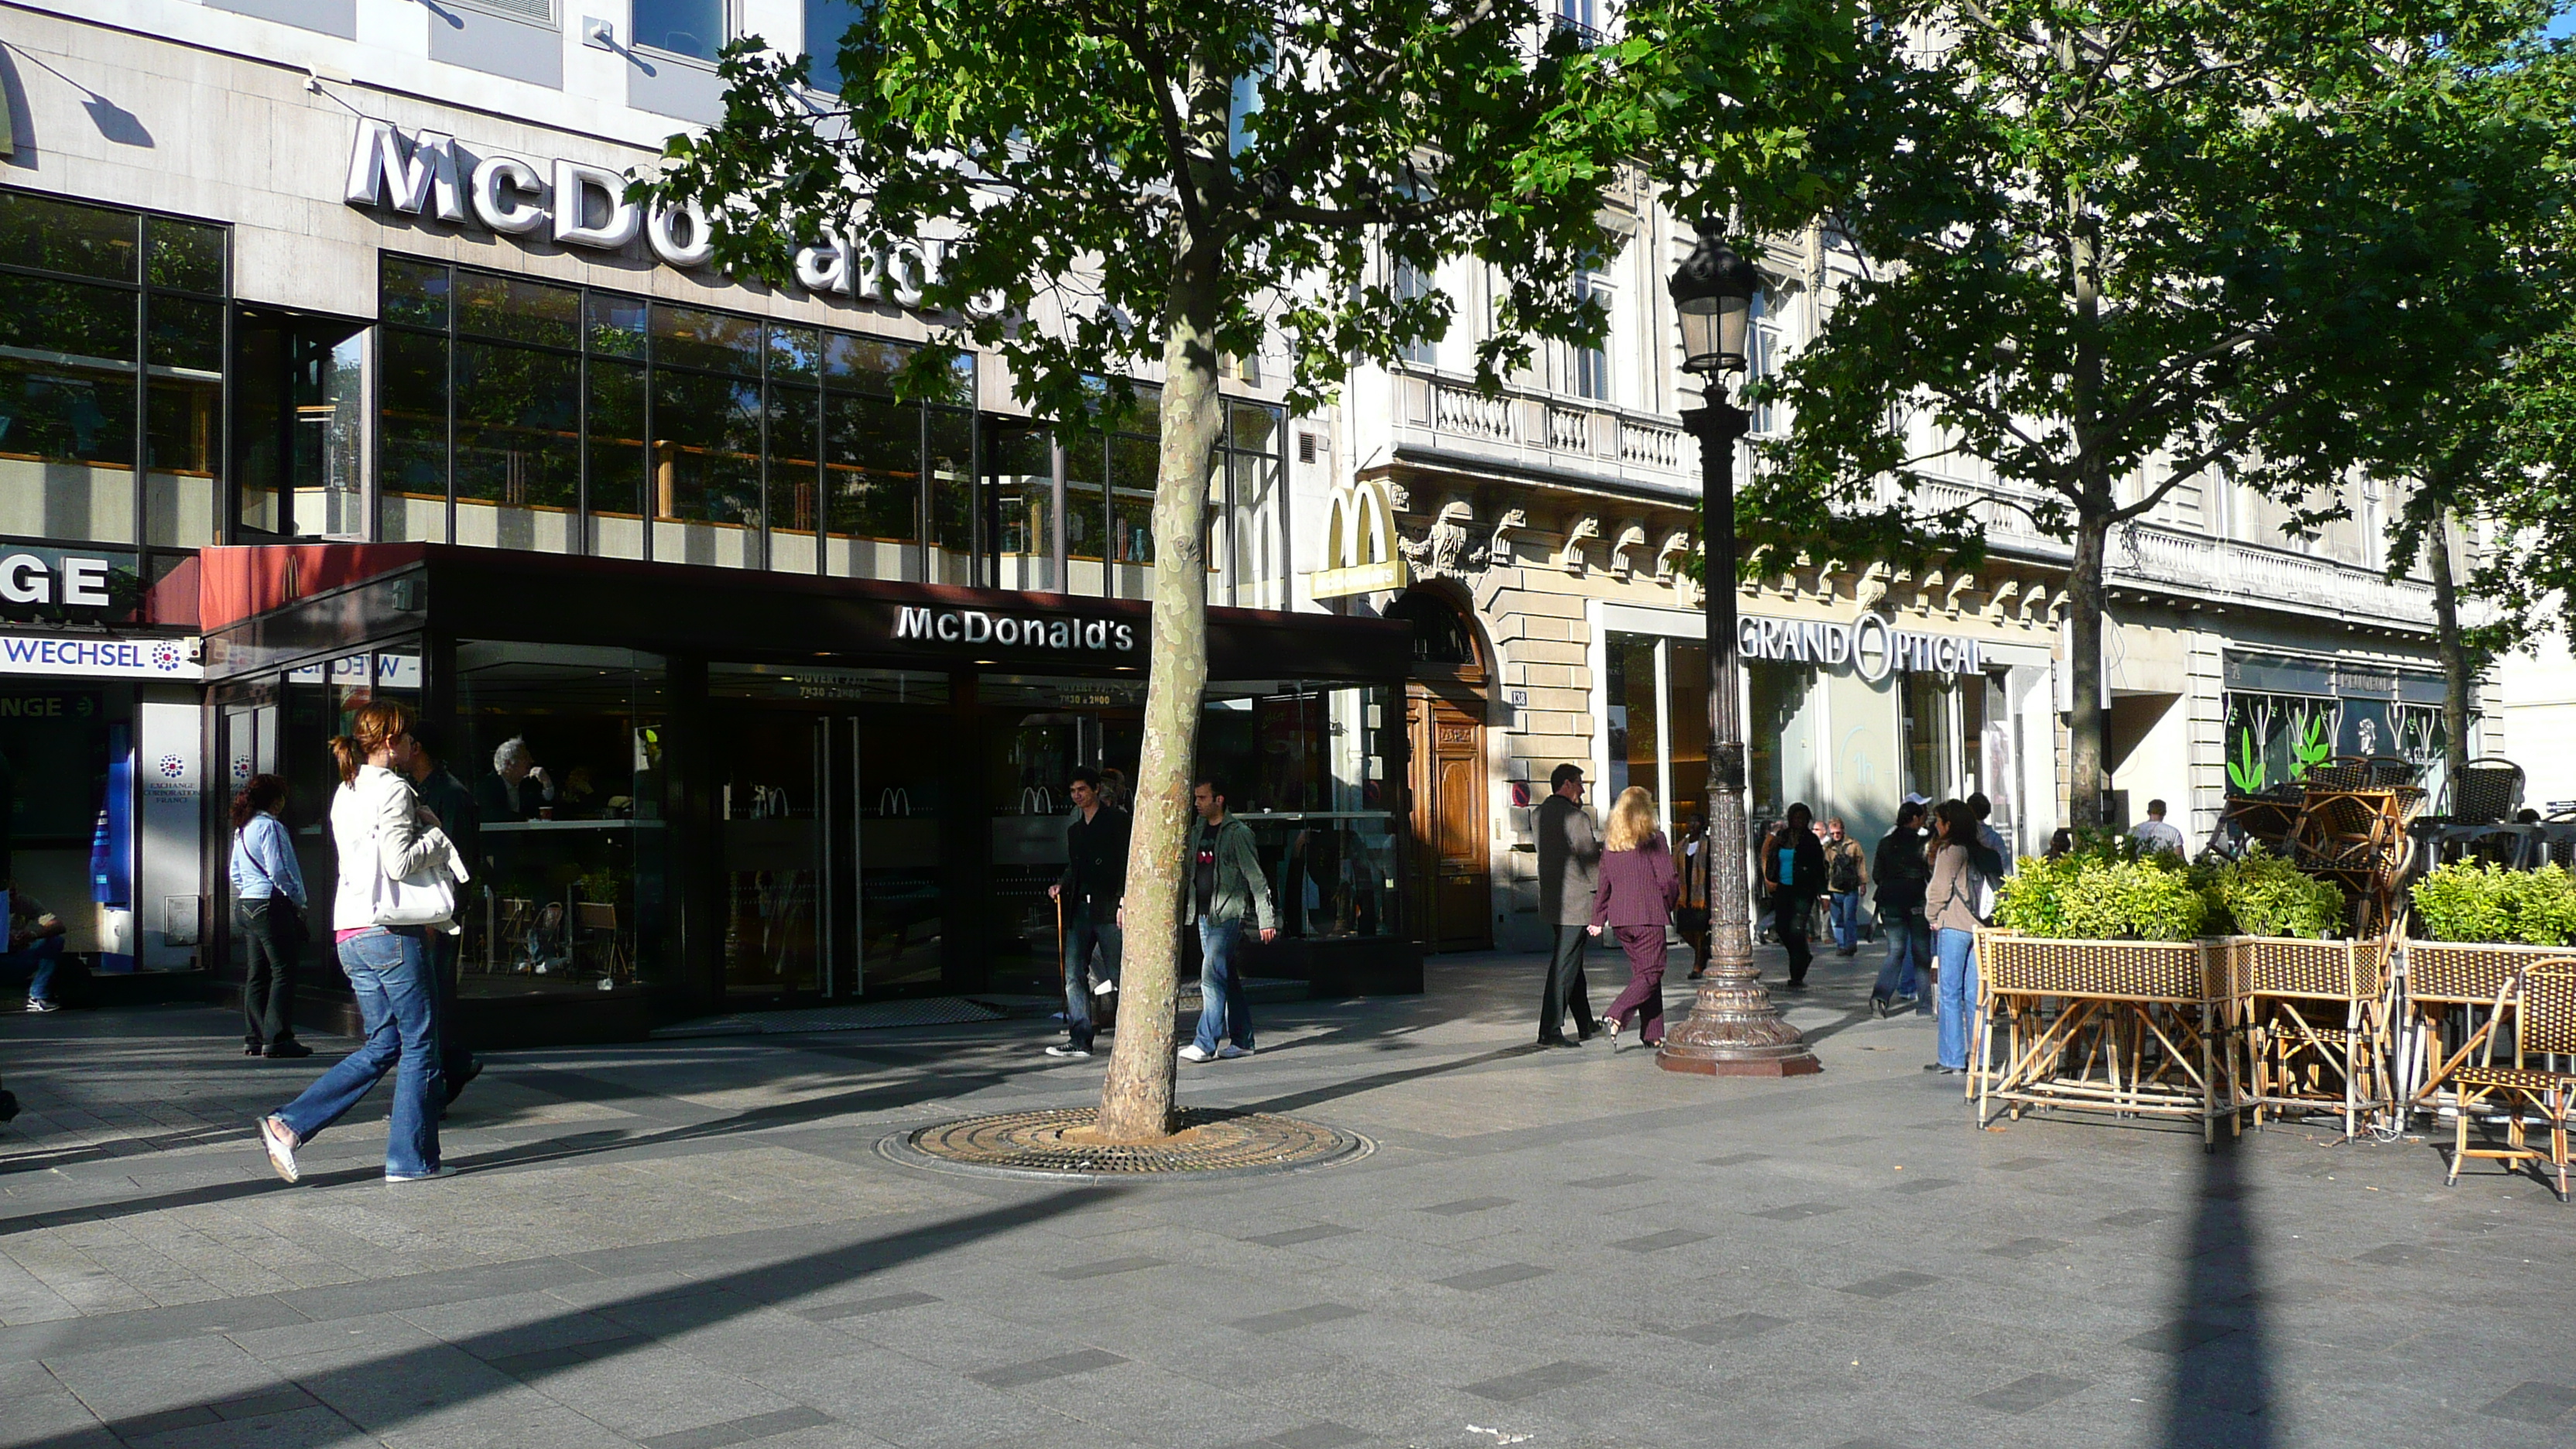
[1309,481,1411,598]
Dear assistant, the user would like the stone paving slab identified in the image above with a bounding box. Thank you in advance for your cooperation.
[5,946,2576,1448]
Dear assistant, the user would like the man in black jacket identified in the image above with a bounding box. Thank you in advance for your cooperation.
[1869,800,1934,1016]
[1046,768,1129,1058]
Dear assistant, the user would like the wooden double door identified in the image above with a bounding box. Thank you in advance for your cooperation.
[1407,687,1492,951]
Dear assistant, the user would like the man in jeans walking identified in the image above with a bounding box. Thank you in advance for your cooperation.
[1046,767,1129,1059]
[1179,776,1276,1063]
[1824,817,1869,957]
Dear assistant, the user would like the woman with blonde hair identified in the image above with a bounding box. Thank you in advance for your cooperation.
[257,701,467,1184]
[1588,786,1680,1049]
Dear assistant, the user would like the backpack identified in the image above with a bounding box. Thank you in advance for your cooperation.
[1966,839,2004,924]
[1829,843,1861,894]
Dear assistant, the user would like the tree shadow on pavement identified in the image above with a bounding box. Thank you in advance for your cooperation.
[2,1185,1110,1448]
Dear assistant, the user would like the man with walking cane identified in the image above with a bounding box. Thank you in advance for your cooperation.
[1046,767,1129,1059]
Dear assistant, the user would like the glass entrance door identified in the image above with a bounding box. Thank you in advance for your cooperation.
[717,712,827,996]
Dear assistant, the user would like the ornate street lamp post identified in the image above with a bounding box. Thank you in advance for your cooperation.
[1657,223,1820,1077]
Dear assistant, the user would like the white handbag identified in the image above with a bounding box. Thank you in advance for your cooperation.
[372,821,461,927]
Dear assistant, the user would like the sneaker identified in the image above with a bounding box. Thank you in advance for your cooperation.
[1177,1043,1215,1063]
[24,998,58,1014]
[259,1116,301,1184]
[1044,1044,1092,1058]
[1216,1044,1254,1060]
[384,1166,459,1183]
[1091,978,1117,997]
[1885,994,1919,1015]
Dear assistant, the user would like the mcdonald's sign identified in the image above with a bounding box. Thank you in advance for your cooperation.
[1307,481,1413,599]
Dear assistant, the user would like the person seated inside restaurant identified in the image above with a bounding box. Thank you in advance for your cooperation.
[478,737,555,821]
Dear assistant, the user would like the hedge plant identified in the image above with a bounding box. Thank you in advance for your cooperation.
[2204,846,2347,940]
[2410,862,2576,946]
[1995,848,2210,942]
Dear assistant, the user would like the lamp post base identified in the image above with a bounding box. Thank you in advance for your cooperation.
[1656,966,1821,1077]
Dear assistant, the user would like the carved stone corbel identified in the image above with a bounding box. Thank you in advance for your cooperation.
[1855,562,1893,614]
[2045,587,2072,624]
[1985,579,2023,624]
[1487,507,1531,569]
[1915,570,1944,615]
[1814,559,1849,604]
[1611,522,1650,578]
[2019,587,2049,626]
[1656,529,1694,582]
[1944,573,1977,619]
[1397,498,1478,581]
[1560,514,1602,574]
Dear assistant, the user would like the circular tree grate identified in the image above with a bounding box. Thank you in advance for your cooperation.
[887,1108,1366,1180]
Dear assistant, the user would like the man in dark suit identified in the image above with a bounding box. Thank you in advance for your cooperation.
[1533,763,1602,1047]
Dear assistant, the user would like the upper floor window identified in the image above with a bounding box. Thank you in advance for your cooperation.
[1747,289,1783,434]
[1570,272,1611,402]
[633,0,730,62]
[803,0,872,92]
[1392,260,1439,368]
[1553,0,1604,45]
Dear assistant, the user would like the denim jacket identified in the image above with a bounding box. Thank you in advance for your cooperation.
[1187,815,1277,931]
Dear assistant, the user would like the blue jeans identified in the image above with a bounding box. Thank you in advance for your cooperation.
[1872,912,1930,1007]
[274,927,443,1177]
[1,936,66,1002]
[1061,909,1122,1050]
[1829,891,1863,951]
[1934,927,1979,1070]
[1192,917,1252,1052]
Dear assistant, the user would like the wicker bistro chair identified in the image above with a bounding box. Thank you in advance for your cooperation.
[2444,957,2576,1201]
[2232,938,2395,1140]
[1974,931,2239,1147]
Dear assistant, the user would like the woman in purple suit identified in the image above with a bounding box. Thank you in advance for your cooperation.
[1590,786,1680,1048]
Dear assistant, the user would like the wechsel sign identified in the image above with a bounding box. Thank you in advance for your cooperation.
[1740,614,1982,683]
[0,635,200,681]
[343,119,1000,316]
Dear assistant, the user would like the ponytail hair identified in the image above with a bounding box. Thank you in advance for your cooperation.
[330,701,416,786]
[230,773,289,831]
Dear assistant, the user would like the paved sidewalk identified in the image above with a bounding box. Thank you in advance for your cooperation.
[2,945,2572,1449]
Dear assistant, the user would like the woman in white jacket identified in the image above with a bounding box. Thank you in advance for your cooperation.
[258,701,462,1184]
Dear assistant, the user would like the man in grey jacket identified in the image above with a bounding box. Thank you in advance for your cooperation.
[1180,776,1276,1063]
[1533,763,1602,1047]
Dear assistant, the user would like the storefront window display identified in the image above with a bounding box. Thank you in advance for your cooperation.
[376,256,975,575]
[1604,632,1711,834]
[2222,652,2453,802]
[0,189,227,551]
[452,643,669,999]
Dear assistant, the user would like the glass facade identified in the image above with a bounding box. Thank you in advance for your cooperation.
[1603,631,1710,834]
[0,188,227,552]
[376,255,977,575]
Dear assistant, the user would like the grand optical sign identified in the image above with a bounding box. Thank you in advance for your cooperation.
[1741,614,1982,683]
[342,120,996,313]
[893,606,1139,654]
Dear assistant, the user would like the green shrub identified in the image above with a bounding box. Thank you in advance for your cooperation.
[2412,862,2576,946]
[2207,846,2348,940]
[1995,850,2208,942]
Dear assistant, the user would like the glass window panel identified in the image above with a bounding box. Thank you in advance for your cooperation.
[652,368,763,528]
[585,289,647,358]
[988,423,1050,558]
[457,270,581,350]
[766,323,820,382]
[145,376,221,547]
[1900,673,1956,801]
[0,191,139,282]
[803,0,869,91]
[768,383,821,539]
[377,327,450,543]
[1667,639,1709,834]
[453,340,579,549]
[0,357,138,543]
[927,348,975,406]
[824,392,919,543]
[0,273,138,365]
[1064,436,1105,563]
[381,257,451,330]
[145,218,226,294]
[1605,632,1657,802]
[926,405,975,557]
[587,358,648,558]
[650,302,762,375]
[146,295,224,373]
[632,0,725,59]
[1228,401,1279,454]
[823,331,912,394]
[1109,433,1156,567]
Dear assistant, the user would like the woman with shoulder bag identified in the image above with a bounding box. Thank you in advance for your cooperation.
[257,702,467,1185]
[1590,787,1681,1049]
[1924,799,1984,1077]
[228,774,310,1059]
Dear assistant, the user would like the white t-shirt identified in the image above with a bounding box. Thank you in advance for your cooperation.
[2131,818,2187,858]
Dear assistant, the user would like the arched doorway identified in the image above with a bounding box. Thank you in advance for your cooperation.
[1387,587,1492,951]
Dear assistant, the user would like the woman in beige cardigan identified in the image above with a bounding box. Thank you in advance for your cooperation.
[1924,799,1984,1075]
